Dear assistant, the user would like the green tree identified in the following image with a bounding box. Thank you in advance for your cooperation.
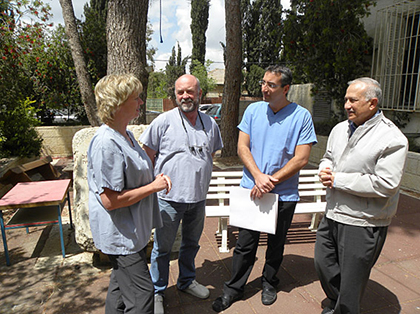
[244,64,265,97]
[165,43,188,101]
[0,0,52,157]
[30,25,84,124]
[80,0,108,84]
[0,98,43,158]
[190,0,209,72]
[148,71,168,98]
[283,0,374,115]
[190,59,216,100]
[242,0,283,96]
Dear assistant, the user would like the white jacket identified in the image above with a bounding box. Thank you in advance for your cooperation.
[319,112,408,227]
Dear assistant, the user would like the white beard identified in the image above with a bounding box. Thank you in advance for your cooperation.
[178,99,198,113]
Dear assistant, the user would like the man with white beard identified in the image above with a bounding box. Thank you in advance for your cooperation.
[140,74,223,314]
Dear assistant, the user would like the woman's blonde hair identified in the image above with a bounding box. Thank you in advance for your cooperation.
[94,73,143,124]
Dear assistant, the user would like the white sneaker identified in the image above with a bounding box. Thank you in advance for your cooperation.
[154,294,164,314]
[182,280,210,299]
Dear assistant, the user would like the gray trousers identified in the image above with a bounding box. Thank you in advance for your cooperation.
[314,216,388,314]
[106,248,154,314]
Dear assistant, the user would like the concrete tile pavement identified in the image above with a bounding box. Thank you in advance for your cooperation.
[0,159,420,313]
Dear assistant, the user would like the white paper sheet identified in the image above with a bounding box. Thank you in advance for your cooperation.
[229,186,278,234]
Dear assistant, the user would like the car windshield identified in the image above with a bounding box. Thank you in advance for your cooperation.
[206,105,220,115]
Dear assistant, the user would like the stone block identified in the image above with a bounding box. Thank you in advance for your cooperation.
[72,125,148,251]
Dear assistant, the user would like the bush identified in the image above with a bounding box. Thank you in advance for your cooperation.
[0,99,43,158]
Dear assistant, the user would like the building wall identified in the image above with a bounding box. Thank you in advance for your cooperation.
[362,0,420,140]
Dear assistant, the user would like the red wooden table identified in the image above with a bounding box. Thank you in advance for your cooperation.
[0,179,72,266]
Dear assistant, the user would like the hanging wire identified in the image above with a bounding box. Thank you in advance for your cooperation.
[159,0,163,43]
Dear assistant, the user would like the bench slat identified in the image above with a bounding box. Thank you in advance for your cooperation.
[295,202,326,214]
[210,178,242,185]
[206,193,230,199]
[299,190,326,197]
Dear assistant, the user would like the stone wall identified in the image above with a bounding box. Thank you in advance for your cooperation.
[401,152,420,194]
[36,125,89,158]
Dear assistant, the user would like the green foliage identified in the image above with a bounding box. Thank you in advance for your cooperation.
[244,64,265,97]
[165,43,188,100]
[80,0,108,83]
[0,0,51,156]
[148,71,168,98]
[241,0,283,95]
[34,25,83,122]
[190,60,216,99]
[283,0,374,118]
[0,0,83,123]
[0,98,43,158]
[190,0,210,71]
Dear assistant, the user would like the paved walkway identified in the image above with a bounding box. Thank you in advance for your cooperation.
[0,159,419,313]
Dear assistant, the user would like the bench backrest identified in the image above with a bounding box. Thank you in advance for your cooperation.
[206,169,326,216]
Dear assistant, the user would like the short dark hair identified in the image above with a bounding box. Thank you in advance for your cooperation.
[265,65,293,87]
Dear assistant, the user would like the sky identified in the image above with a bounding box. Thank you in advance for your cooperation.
[47,0,290,72]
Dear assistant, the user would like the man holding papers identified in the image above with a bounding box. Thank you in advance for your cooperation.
[212,65,317,312]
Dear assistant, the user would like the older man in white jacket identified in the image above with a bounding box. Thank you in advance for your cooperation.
[315,77,408,314]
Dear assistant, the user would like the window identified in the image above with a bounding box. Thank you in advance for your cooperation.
[371,1,420,111]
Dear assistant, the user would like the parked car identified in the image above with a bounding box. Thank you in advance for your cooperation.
[199,104,212,112]
[205,103,221,125]
[52,110,79,123]
[40,109,79,125]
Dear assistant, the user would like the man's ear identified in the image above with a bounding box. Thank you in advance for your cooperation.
[370,98,378,109]
[283,84,290,95]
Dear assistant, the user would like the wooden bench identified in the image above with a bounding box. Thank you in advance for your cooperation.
[205,169,327,252]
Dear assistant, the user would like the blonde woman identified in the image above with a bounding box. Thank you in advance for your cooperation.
[87,74,171,314]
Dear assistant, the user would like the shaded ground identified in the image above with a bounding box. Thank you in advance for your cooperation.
[0,158,419,313]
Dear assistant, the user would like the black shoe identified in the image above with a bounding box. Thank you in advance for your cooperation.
[212,292,243,312]
[261,284,277,305]
[321,307,334,314]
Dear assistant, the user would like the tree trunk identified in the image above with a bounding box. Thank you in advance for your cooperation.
[221,0,242,157]
[107,0,149,124]
[59,0,101,126]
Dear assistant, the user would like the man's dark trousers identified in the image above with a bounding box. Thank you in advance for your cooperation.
[314,216,388,314]
[224,201,297,296]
